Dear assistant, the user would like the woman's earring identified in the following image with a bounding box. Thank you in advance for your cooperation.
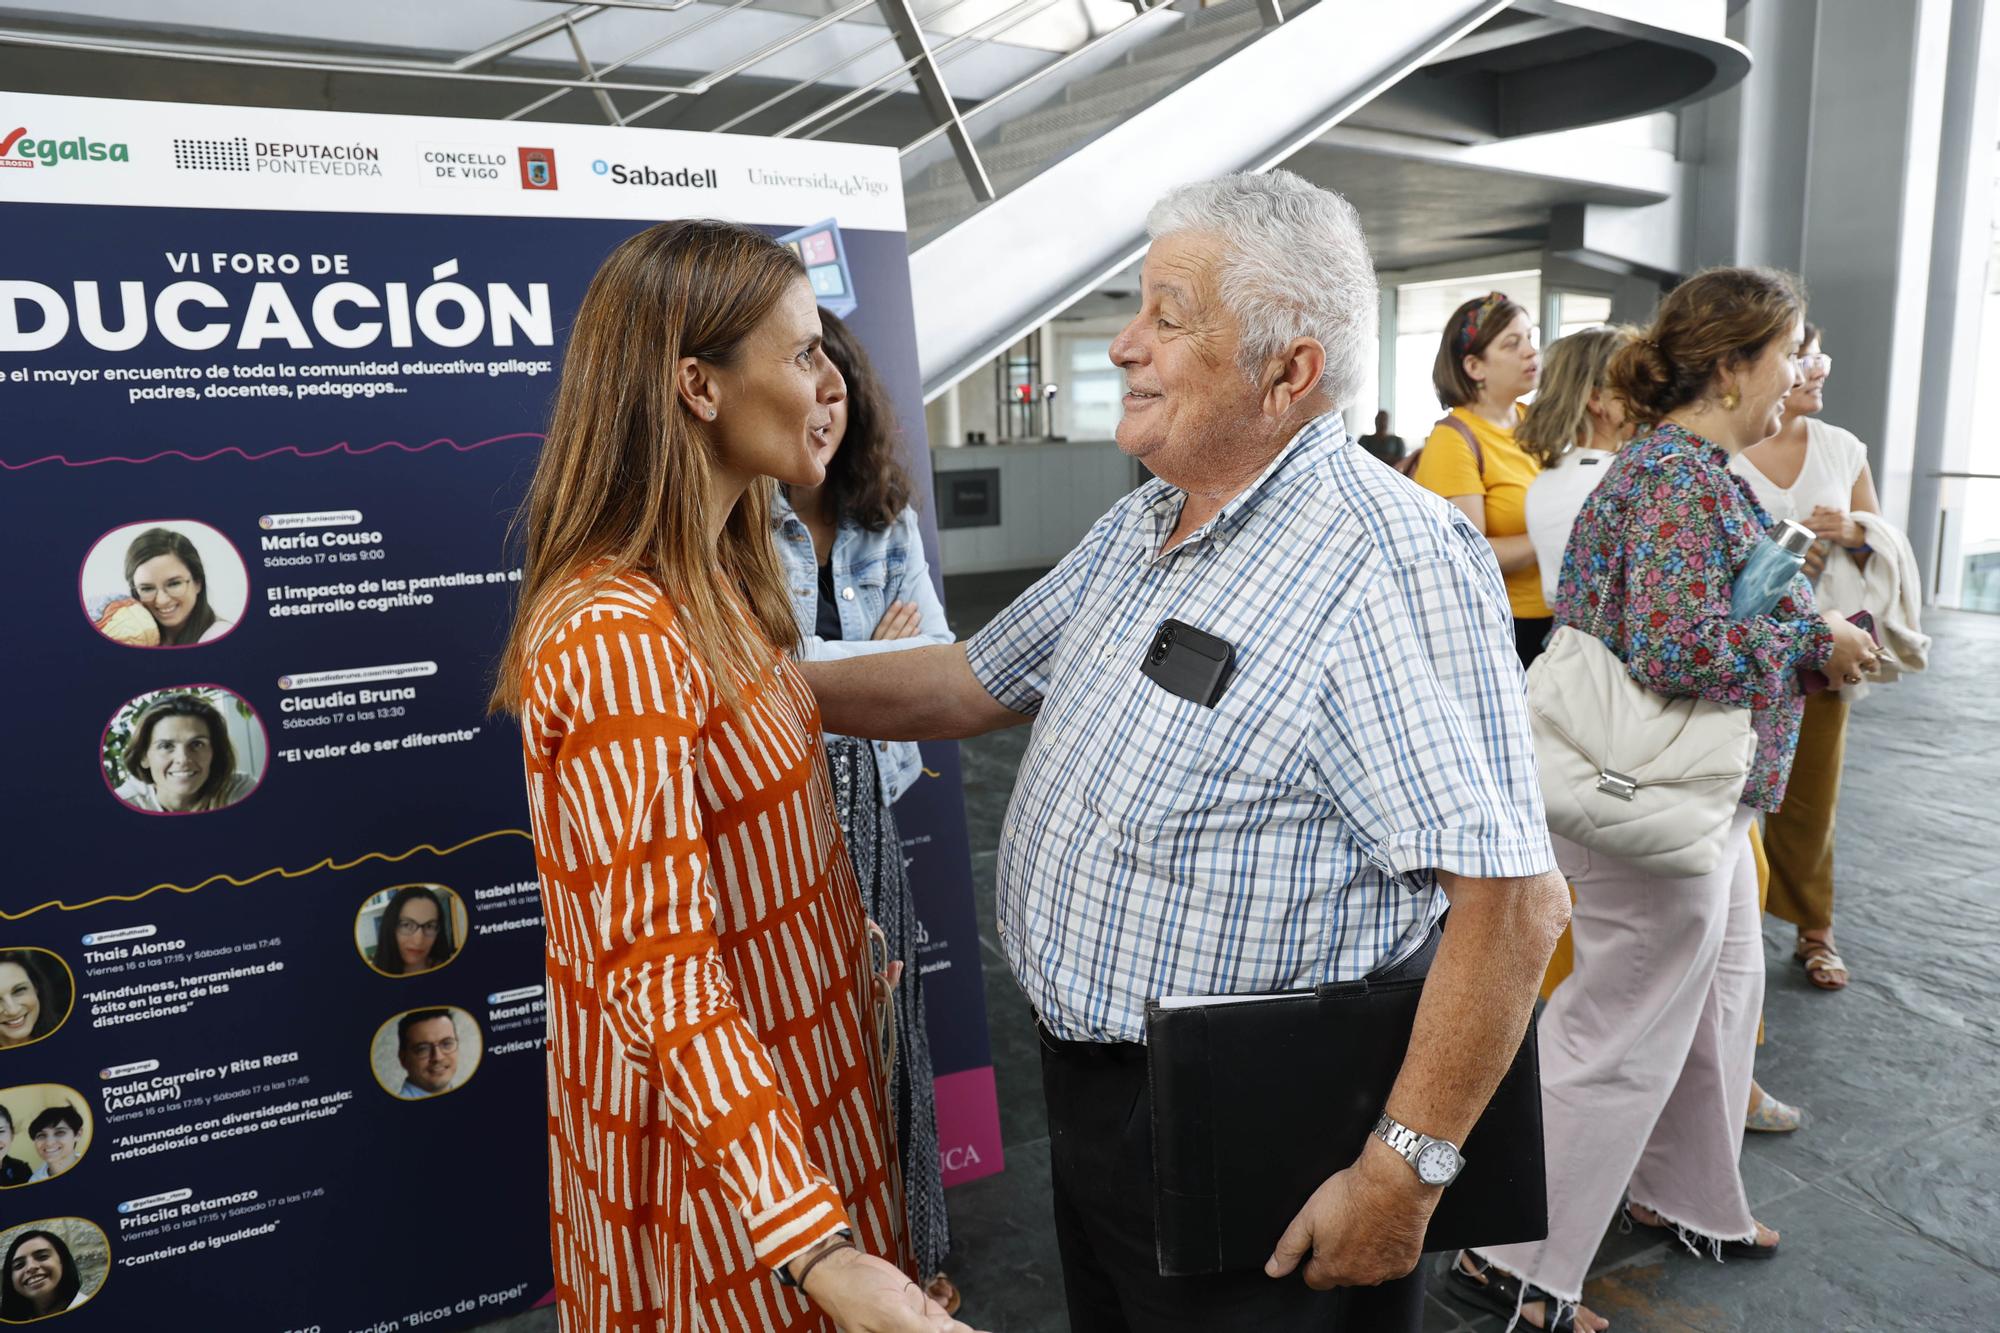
[1722,390,1741,410]
[705,408,716,420]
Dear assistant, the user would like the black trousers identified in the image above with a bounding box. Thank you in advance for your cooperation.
[1037,938,1439,1332]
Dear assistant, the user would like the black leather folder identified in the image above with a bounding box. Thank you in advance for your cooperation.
[1144,974,1547,1276]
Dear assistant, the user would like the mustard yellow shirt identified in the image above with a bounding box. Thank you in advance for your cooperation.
[1412,405,1548,619]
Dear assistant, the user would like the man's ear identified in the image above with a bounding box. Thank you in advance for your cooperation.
[676,356,719,422]
[1263,337,1327,418]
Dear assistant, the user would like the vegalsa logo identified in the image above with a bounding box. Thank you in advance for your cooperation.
[0,126,132,170]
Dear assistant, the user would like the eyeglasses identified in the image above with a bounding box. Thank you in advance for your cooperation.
[395,919,442,938]
[1798,352,1832,374]
[404,1037,458,1058]
[134,576,194,602]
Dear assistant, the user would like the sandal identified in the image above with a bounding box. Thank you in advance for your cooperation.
[1444,1251,1586,1331]
[1745,1084,1806,1133]
[1624,1204,1781,1261]
[1795,936,1850,991]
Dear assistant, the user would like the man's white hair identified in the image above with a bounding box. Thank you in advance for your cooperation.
[1145,170,1378,408]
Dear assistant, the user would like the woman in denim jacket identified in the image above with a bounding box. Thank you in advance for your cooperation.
[774,310,958,1307]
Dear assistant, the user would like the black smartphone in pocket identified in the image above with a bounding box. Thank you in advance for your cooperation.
[1139,618,1236,708]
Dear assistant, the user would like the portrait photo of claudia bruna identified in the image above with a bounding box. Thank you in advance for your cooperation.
[0,1089,91,1189]
[370,1006,482,1101]
[355,884,469,979]
[0,1218,109,1324]
[78,520,247,648]
[0,952,74,1056]
[100,686,267,815]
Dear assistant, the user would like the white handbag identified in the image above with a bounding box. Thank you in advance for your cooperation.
[1525,624,1755,877]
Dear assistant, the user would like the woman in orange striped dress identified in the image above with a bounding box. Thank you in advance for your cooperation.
[491,220,978,1333]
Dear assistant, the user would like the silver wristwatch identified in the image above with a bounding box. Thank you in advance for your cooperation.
[1372,1113,1466,1187]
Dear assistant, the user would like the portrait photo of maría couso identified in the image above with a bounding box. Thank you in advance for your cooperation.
[99,686,267,815]
[79,520,247,648]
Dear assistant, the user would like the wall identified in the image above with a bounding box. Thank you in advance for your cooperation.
[932,441,1142,573]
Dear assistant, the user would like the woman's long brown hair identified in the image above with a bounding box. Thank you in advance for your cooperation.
[489,220,805,716]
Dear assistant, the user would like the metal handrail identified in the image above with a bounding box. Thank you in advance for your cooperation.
[713,0,995,136]
[506,0,754,122]
[801,0,1061,141]
[517,0,700,9]
[0,21,700,94]
[774,0,1059,141]
[899,0,1178,156]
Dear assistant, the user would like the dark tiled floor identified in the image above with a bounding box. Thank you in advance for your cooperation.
[478,587,2000,1333]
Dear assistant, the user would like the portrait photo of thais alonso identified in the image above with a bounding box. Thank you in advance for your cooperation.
[369,1006,482,1101]
[0,1218,110,1323]
[0,952,74,1056]
[100,687,266,815]
[79,521,247,648]
[355,885,468,979]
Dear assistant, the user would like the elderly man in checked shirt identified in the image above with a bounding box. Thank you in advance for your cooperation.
[804,170,1569,1333]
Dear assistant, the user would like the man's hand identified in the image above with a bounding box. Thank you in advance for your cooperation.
[1264,1136,1439,1289]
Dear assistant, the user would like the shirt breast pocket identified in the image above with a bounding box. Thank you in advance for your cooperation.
[1090,681,1293,843]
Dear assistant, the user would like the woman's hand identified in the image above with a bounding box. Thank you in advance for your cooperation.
[870,602,923,641]
[1820,613,1880,688]
[1804,504,1866,549]
[802,1245,986,1332]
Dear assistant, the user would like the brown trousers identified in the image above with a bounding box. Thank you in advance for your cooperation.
[1761,690,1850,932]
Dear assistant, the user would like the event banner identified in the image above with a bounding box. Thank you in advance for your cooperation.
[0,91,997,1332]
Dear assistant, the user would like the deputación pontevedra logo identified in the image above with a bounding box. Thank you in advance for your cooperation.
[0,126,132,169]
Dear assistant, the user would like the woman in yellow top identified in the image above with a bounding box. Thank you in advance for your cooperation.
[1413,291,1548,666]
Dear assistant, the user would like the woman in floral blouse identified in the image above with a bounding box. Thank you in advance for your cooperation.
[1448,268,1880,1333]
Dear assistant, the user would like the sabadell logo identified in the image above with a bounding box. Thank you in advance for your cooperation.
[0,126,132,169]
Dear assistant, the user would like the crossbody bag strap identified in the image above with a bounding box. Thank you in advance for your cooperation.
[1440,413,1485,479]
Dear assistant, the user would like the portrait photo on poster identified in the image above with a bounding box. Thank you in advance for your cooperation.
[0,952,75,1056]
[370,1006,483,1101]
[0,1089,92,1189]
[0,1217,109,1324]
[99,685,267,816]
[356,884,469,979]
[78,520,248,649]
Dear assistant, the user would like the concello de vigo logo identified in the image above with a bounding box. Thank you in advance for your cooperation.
[0,126,133,169]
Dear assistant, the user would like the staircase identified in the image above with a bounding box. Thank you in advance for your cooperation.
[907,0,1512,399]
[905,3,1271,250]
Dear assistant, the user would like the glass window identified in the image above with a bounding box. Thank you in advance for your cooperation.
[1061,336,1122,441]
[1553,291,1614,340]
[1392,270,1540,442]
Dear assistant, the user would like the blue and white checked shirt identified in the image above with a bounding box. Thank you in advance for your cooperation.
[967,411,1554,1043]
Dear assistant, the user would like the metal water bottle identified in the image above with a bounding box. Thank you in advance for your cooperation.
[1729,519,1817,620]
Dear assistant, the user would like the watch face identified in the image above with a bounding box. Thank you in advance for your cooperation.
[1416,1141,1460,1185]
